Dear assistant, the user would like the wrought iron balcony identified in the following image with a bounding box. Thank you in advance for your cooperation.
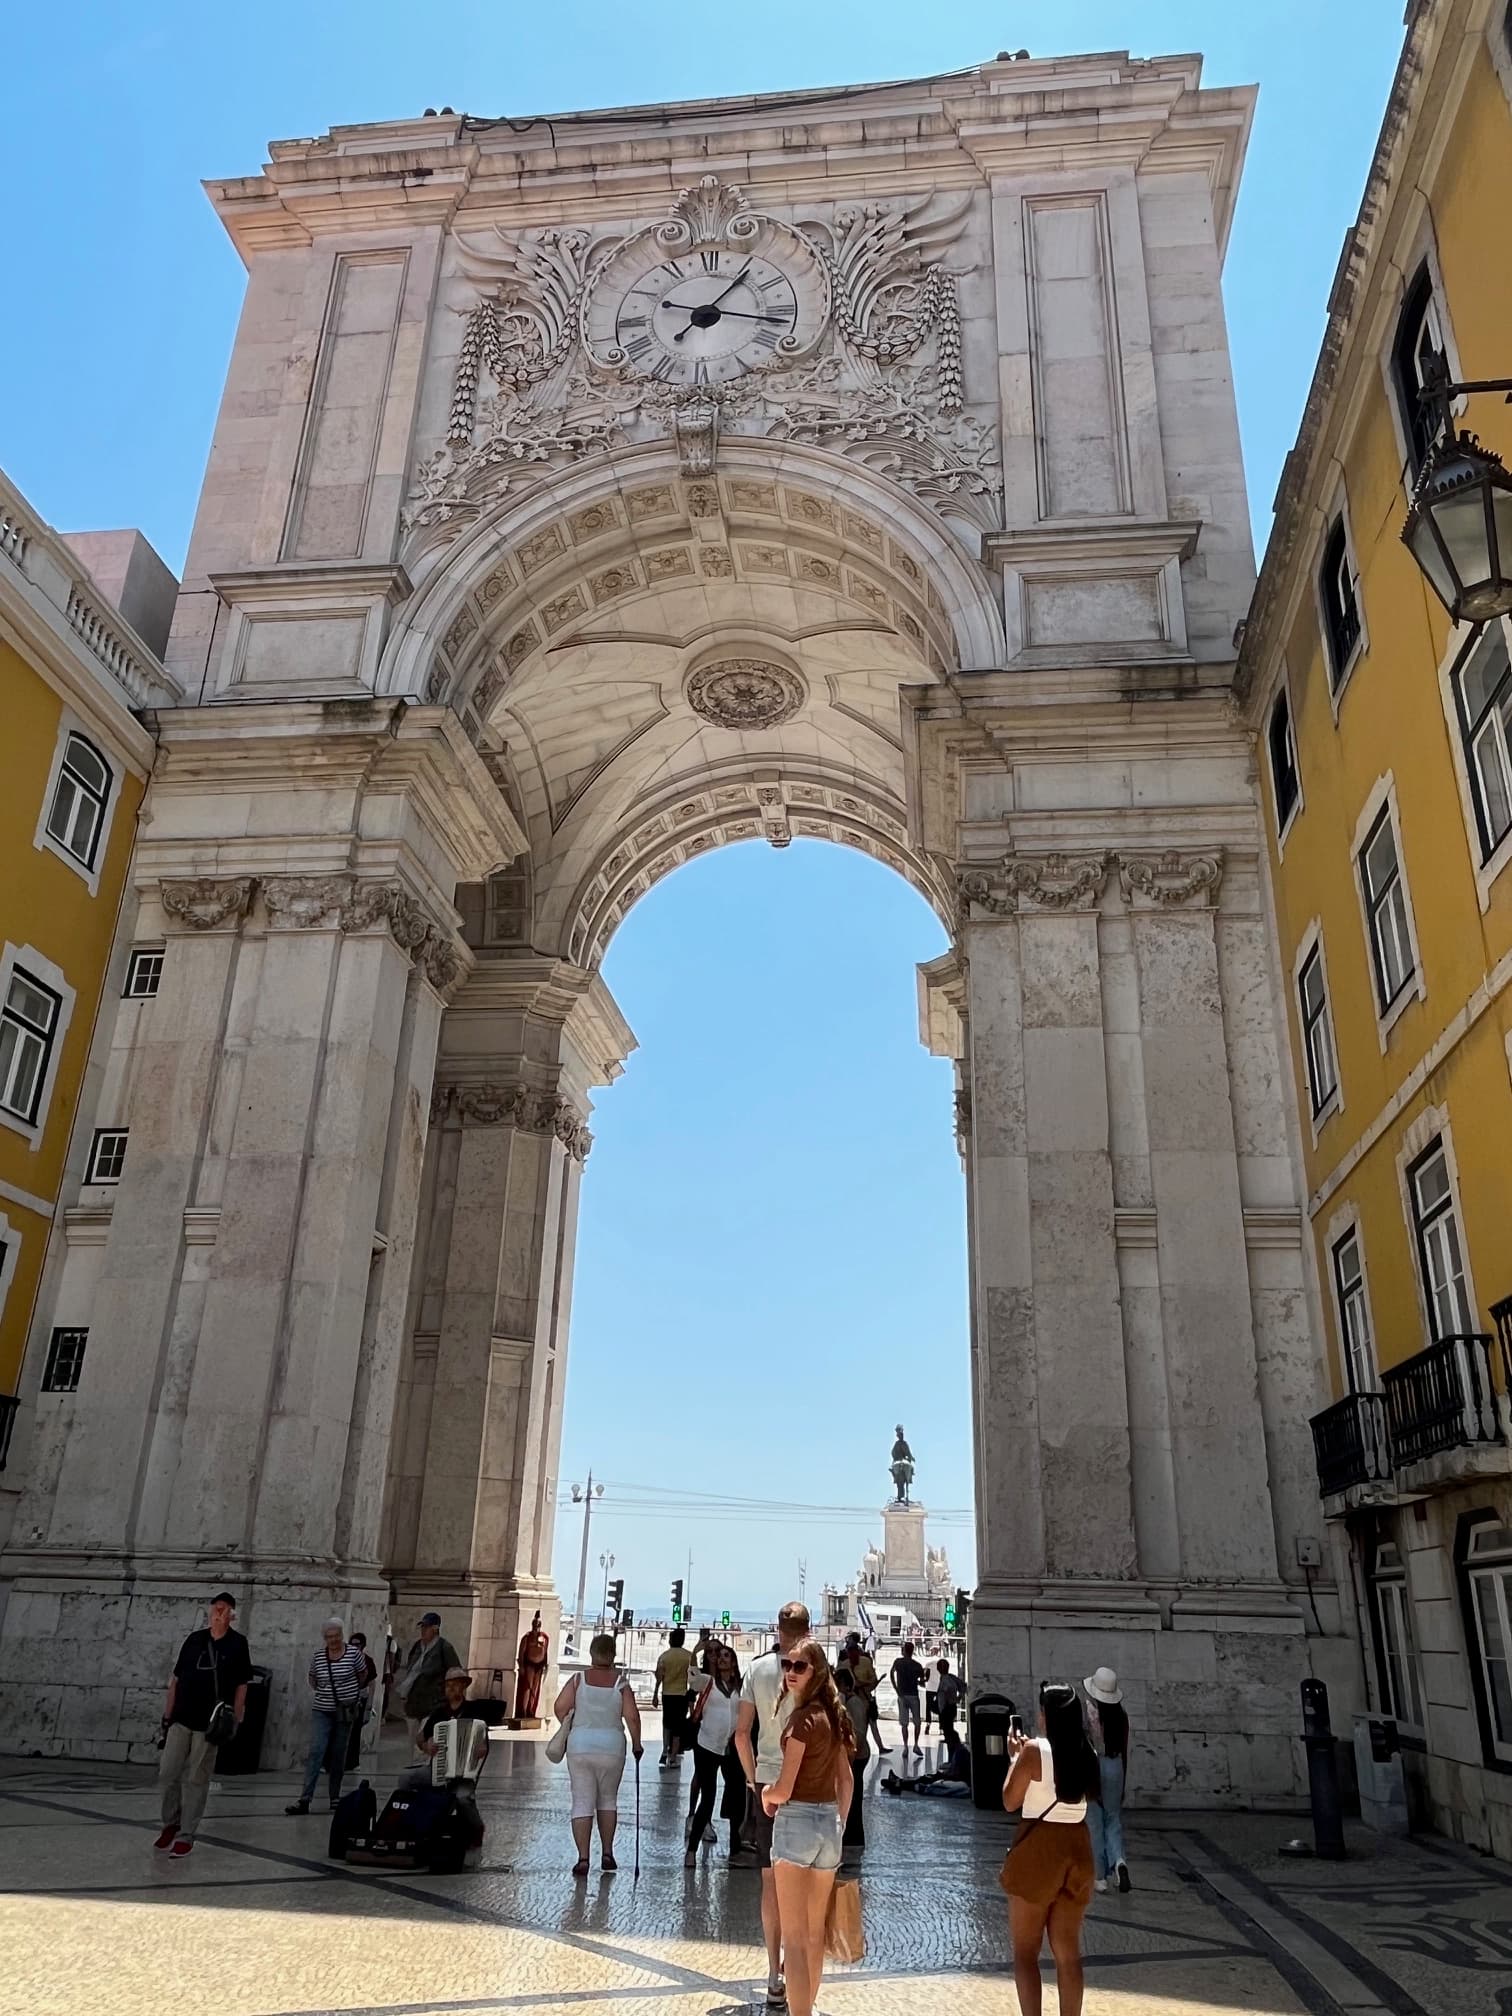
[1381,1332,1502,1471]
[1311,1389,1392,1498]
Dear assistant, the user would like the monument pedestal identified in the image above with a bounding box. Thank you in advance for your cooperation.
[881,1500,931,1596]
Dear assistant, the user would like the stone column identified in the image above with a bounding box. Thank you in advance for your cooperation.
[384,956,632,1707]
[0,702,520,1763]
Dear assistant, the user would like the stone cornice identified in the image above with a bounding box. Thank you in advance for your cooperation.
[444,955,637,1088]
[983,519,1201,569]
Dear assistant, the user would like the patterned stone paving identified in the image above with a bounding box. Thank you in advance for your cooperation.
[0,1725,1507,2015]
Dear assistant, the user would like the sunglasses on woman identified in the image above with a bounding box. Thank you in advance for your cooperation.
[779,1658,810,1673]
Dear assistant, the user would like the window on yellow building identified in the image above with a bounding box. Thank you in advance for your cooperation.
[1359,806,1415,1010]
[1463,1518,1512,1762]
[1320,517,1362,688]
[1451,623,1512,860]
[1332,1228,1375,1394]
[1267,687,1301,832]
[1298,943,1339,1116]
[1408,1140,1474,1339]
[43,732,112,873]
[1370,1536,1424,1732]
[1390,264,1446,479]
[0,969,62,1126]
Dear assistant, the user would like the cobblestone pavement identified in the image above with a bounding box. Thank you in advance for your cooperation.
[2,1723,1509,2015]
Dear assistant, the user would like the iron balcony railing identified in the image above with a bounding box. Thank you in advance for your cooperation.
[1311,1389,1393,1498]
[1382,1332,1502,1471]
[1492,1295,1512,1392]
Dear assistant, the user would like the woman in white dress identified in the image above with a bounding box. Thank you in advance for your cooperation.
[553,1633,643,1878]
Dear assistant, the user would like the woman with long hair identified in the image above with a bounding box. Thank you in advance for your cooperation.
[553,1633,643,1879]
[1082,1667,1131,1892]
[760,1637,855,2016]
[1000,1680,1099,2016]
[685,1643,745,1863]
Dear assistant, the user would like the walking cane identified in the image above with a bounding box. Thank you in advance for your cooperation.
[633,1750,642,1883]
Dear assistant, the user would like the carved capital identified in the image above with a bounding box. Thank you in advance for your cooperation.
[953,1086,972,1152]
[543,1096,594,1163]
[450,1083,592,1157]
[957,852,1111,917]
[1118,850,1225,911]
[262,875,353,929]
[429,1082,454,1122]
[455,1083,534,1128]
[417,926,468,1000]
[159,877,255,932]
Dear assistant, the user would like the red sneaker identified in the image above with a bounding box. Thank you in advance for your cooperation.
[168,1837,194,1857]
[153,1826,178,1851]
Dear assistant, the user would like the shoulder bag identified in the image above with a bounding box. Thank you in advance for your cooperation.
[545,1674,578,1763]
[327,1650,362,1727]
[204,1638,237,1747]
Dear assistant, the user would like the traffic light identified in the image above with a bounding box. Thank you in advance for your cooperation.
[720,1609,731,1630]
[671,1578,684,1623]
[621,1607,634,1629]
[942,1598,957,1631]
[607,1578,624,1618]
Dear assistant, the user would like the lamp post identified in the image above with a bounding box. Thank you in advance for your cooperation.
[1402,363,1512,627]
[570,1473,604,1651]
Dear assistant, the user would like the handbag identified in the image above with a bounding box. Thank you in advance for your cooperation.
[545,1675,578,1763]
[681,1681,708,1754]
[998,1799,1062,1895]
[824,1876,865,1962]
[327,1651,362,1727]
[204,1636,237,1746]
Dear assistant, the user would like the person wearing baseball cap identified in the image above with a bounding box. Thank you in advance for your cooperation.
[154,1592,253,1857]
[1081,1667,1131,1892]
[398,1610,460,1757]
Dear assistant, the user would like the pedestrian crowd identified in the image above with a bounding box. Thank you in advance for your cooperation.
[147,1591,1133,2016]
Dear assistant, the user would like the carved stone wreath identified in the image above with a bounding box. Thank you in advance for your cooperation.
[685,659,806,730]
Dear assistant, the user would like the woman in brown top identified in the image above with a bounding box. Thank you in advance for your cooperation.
[760,1638,855,2016]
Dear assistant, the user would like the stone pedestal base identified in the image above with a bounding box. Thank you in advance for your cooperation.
[390,1574,561,1719]
[0,1557,391,1770]
[966,1579,1318,1805]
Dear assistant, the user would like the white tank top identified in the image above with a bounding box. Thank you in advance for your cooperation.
[1022,1736,1086,1822]
[567,1670,628,1757]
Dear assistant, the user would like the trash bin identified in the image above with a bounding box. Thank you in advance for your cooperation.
[1352,1712,1409,1835]
[216,1665,271,1775]
[968,1690,1016,1810]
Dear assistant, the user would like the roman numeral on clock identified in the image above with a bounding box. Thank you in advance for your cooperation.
[618,315,648,330]
[700,249,720,272]
[754,325,781,350]
[623,335,653,361]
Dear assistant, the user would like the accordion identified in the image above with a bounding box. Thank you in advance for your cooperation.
[430,1715,490,1787]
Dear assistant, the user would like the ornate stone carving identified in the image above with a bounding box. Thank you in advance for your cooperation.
[262,876,352,928]
[455,1083,533,1127]
[429,1082,454,1121]
[417,927,466,998]
[407,178,997,537]
[1118,850,1225,910]
[953,1086,973,1151]
[958,853,1112,916]
[686,659,806,730]
[159,878,254,931]
[451,1084,592,1158]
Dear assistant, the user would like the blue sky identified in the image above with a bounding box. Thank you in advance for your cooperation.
[2,4,1403,1618]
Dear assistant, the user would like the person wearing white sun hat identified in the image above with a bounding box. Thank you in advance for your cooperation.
[1081,1667,1131,1893]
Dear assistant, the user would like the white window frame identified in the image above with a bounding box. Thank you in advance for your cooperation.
[1464,1519,1512,1764]
[1330,1219,1378,1397]
[0,1208,19,1335]
[31,711,121,898]
[40,1326,88,1395]
[1372,1540,1425,1735]
[0,944,76,1149]
[1438,614,1512,911]
[1292,921,1341,1133]
[1408,1139,1475,1340]
[85,1128,128,1186]
[1314,482,1369,713]
[124,948,165,999]
[1266,669,1304,851]
[1376,223,1465,496]
[1350,775,1425,1047]
[1395,1106,1481,1353]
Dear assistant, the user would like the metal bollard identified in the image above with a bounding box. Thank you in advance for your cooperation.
[1300,1678,1346,1860]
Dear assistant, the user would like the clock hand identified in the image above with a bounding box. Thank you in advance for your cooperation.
[708,259,753,309]
[663,302,790,323]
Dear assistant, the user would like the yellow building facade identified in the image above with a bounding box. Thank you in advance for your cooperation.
[0,471,166,1493]
[1240,0,1512,1855]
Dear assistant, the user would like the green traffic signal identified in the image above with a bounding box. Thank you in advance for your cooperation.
[721,1609,731,1628]
[943,1603,957,1630]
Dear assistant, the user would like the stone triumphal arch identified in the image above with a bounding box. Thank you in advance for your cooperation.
[0,53,1353,1793]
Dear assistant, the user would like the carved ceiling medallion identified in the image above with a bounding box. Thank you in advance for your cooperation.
[685,658,806,730]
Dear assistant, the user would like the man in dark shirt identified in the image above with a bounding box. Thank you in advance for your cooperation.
[155,1591,253,1857]
[890,1642,928,1759]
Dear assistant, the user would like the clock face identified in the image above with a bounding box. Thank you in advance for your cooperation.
[605,251,802,386]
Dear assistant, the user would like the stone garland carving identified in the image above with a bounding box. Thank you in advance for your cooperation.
[407,178,999,538]
[436,1082,593,1159]
[166,874,467,998]
[159,877,255,931]
[957,849,1225,918]
[685,659,806,730]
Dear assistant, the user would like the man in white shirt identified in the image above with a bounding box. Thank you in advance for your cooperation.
[734,1600,809,2011]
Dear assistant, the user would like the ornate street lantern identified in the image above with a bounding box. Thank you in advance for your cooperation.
[1402,365,1512,626]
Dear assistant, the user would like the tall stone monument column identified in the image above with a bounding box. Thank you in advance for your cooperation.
[0,702,522,1760]
[382,955,633,1698]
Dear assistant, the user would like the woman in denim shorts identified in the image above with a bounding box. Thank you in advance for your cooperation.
[760,1638,856,2016]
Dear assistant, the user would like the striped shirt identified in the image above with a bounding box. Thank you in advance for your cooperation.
[309,1642,367,1712]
